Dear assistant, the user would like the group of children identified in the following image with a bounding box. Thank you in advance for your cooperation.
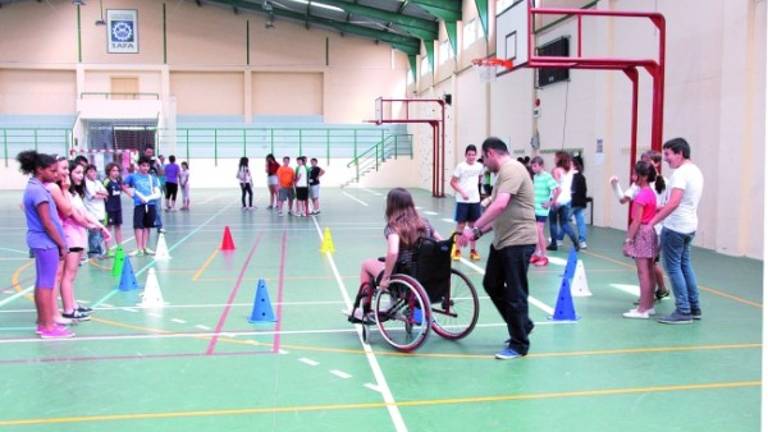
[237,154,326,217]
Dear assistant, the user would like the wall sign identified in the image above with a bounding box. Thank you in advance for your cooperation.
[107,10,138,54]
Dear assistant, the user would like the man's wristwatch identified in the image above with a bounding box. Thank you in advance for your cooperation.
[472,226,483,240]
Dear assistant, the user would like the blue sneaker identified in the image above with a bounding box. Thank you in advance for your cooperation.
[657,310,693,325]
[495,346,523,360]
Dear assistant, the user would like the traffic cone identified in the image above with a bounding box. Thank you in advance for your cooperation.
[570,259,592,297]
[220,226,236,251]
[248,278,276,323]
[319,227,335,254]
[117,257,139,292]
[111,246,125,278]
[138,268,166,307]
[154,233,171,261]
[552,277,579,321]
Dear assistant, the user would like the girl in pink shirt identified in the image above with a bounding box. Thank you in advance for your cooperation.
[622,161,658,319]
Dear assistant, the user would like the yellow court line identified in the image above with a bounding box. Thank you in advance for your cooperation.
[581,250,763,309]
[10,261,35,301]
[0,380,759,427]
[191,249,219,281]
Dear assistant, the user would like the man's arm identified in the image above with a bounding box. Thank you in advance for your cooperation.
[649,188,683,226]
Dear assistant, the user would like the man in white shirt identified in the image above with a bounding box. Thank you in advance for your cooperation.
[648,138,704,325]
[450,145,485,261]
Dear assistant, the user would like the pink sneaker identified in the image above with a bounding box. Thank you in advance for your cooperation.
[39,325,75,339]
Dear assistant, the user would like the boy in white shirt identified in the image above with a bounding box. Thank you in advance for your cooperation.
[84,164,108,259]
[450,145,484,261]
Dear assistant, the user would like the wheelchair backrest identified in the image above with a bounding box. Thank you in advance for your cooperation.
[399,236,453,302]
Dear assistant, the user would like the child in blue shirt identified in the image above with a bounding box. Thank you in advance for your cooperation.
[123,156,161,256]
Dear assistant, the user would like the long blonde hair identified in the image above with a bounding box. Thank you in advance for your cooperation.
[385,188,427,248]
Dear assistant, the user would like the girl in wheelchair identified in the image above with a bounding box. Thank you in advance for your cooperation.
[348,188,441,323]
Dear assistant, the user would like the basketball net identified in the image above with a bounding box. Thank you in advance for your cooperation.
[472,58,514,83]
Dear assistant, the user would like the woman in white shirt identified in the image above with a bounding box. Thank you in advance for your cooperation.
[547,151,579,251]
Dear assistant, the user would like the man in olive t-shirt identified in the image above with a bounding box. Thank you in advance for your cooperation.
[458,137,537,360]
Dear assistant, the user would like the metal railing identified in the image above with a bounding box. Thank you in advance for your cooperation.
[1,128,73,167]
[80,92,161,100]
[342,133,413,186]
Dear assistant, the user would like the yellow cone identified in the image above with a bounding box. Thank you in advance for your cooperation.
[320,227,335,254]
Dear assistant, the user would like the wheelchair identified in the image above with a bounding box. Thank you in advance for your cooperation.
[350,235,480,352]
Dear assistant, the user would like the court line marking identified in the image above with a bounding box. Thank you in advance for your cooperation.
[91,202,237,308]
[360,188,383,197]
[364,383,382,393]
[192,248,219,282]
[298,357,319,366]
[311,215,407,432]
[441,218,455,223]
[272,231,287,353]
[0,380,758,426]
[330,369,352,379]
[341,191,369,207]
[0,247,29,255]
[1,261,35,308]
[458,257,556,316]
[206,235,263,355]
[581,250,763,309]
[171,318,187,324]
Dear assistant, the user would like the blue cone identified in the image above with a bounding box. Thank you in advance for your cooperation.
[117,257,139,292]
[563,248,579,282]
[249,278,276,323]
[551,277,579,321]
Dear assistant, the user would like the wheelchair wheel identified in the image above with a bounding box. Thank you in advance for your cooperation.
[430,269,479,340]
[373,274,431,352]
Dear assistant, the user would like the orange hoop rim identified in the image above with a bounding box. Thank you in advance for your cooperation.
[472,57,514,69]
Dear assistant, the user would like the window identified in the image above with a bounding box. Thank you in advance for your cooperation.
[439,40,454,63]
[462,18,483,50]
[420,56,431,76]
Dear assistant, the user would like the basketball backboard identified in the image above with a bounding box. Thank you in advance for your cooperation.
[496,0,531,73]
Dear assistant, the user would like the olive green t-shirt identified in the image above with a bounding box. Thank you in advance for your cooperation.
[490,159,537,249]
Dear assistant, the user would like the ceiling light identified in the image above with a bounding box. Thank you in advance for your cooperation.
[284,0,345,13]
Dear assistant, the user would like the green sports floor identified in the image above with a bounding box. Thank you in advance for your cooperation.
[0,188,761,431]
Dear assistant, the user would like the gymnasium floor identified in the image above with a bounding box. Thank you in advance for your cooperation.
[0,188,761,431]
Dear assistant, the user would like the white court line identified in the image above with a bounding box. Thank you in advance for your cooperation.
[364,383,382,393]
[298,357,319,367]
[195,324,211,331]
[342,191,369,207]
[0,286,34,309]
[441,218,455,224]
[278,349,289,355]
[171,318,187,324]
[101,303,114,308]
[610,283,640,296]
[459,258,556,316]
[422,210,438,216]
[0,300,348,314]
[361,188,383,197]
[146,312,163,318]
[330,369,352,379]
[547,256,567,266]
[122,308,138,313]
[312,215,407,432]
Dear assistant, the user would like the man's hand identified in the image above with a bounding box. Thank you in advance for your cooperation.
[457,226,475,248]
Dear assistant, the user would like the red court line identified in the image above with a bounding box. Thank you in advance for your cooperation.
[272,231,287,353]
[206,235,262,355]
[0,350,275,366]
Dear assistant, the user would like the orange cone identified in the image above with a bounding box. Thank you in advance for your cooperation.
[220,226,236,250]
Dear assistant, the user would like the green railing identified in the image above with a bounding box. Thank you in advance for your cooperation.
[1,128,73,167]
[343,134,413,185]
[80,92,160,100]
[157,127,411,166]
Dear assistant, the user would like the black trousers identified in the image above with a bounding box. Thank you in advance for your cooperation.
[240,183,253,207]
[483,243,536,355]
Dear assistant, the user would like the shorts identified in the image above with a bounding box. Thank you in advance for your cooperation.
[165,182,178,200]
[107,209,123,226]
[268,175,278,186]
[454,202,482,223]
[626,224,658,259]
[535,215,548,223]
[133,204,157,229]
[33,247,59,289]
[296,187,309,201]
[309,185,320,200]
[278,187,295,201]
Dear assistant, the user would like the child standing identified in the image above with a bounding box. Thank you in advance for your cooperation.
[237,157,254,210]
[84,164,108,259]
[571,158,589,249]
[449,145,484,261]
[123,157,161,256]
[265,154,280,209]
[164,155,180,211]
[18,151,72,339]
[103,163,124,255]
[308,157,325,215]
[294,156,309,217]
[622,161,658,319]
[276,156,295,216]
[530,156,559,266]
[179,161,190,210]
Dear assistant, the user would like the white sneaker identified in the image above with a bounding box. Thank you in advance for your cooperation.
[579,241,588,249]
[623,308,650,319]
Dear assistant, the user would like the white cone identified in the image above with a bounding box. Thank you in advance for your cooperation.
[154,233,171,261]
[138,268,166,307]
[570,259,592,297]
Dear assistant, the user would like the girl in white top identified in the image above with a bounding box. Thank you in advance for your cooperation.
[548,151,579,251]
[237,157,254,210]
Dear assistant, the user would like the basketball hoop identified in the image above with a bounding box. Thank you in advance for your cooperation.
[472,57,514,82]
